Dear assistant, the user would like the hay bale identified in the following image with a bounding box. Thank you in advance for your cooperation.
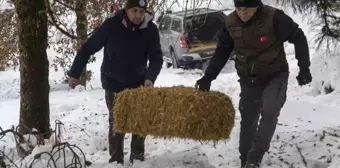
[112,86,235,141]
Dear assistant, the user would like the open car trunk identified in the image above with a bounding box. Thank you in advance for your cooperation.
[184,11,225,53]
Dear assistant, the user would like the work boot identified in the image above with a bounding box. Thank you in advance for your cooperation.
[108,132,125,165]
[108,157,124,165]
[244,161,260,168]
[129,152,145,163]
[240,155,247,168]
[241,159,246,168]
[129,134,145,164]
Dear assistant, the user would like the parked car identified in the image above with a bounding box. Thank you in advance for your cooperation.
[156,8,230,70]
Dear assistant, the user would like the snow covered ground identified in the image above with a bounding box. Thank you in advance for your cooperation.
[1,2,340,168]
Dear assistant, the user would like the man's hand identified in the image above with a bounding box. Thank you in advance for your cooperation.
[296,67,312,86]
[144,79,153,87]
[68,77,80,89]
[195,76,212,91]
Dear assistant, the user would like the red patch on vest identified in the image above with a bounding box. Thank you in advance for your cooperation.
[260,36,268,42]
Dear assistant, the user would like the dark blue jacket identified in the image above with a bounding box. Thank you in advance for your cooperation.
[68,10,163,92]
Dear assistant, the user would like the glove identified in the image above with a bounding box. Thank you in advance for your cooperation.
[195,76,212,91]
[296,67,312,86]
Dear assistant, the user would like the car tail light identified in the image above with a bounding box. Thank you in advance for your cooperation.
[179,36,187,48]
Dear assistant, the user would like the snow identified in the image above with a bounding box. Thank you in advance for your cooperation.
[310,51,340,96]
[0,1,12,11]
[1,2,340,168]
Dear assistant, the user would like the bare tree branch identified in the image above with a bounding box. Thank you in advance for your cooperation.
[53,0,76,10]
[45,0,96,39]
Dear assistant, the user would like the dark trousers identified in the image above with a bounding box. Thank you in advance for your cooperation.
[238,72,288,164]
[105,90,145,162]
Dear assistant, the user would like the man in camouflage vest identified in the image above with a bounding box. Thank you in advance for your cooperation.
[195,0,312,168]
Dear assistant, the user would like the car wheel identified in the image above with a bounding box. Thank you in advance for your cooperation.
[166,62,172,68]
[190,62,202,70]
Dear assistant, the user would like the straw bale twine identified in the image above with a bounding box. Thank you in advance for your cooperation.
[112,86,235,141]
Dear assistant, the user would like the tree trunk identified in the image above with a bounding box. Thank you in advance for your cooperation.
[76,0,88,88]
[14,0,51,139]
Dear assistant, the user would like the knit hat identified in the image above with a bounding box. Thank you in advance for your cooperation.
[234,0,261,7]
[124,0,147,10]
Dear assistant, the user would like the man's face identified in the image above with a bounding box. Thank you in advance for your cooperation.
[236,7,257,22]
[126,7,146,25]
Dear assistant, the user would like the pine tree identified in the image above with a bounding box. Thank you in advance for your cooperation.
[276,0,340,51]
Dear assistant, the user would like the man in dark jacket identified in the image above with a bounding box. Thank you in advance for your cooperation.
[66,0,163,165]
[195,0,312,168]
